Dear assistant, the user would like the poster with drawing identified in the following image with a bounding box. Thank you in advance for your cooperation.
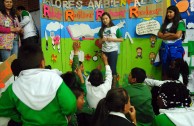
[40,0,169,83]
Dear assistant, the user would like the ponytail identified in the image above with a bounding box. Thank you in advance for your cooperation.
[92,98,109,126]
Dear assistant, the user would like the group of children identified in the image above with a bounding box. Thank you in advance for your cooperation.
[0,41,193,126]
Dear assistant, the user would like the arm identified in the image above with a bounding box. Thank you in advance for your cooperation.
[19,11,31,27]
[0,25,21,33]
[0,85,21,122]
[57,82,77,116]
[99,37,106,44]
[158,21,185,40]
[75,68,85,84]
[0,25,11,33]
[161,31,182,40]
[20,16,30,27]
[101,53,112,89]
[107,28,123,42]
[106,37,123,42]
[72,42,80,72]
[144,78,165,87]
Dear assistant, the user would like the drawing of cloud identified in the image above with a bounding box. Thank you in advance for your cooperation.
[46,22,64,31]
[187,22,194,29]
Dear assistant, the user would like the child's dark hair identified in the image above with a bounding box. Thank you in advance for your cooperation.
[72,87,84,99]
[61,71,81,89]
[169,58,189,86]
[174,58,189,86]
[16,6,26,11]
[158,81,191,109]
[11,44,43,76]
[99,12,115,38]
[167,67,180,80]
[93,88,129,126]
[11,59,21,76]
[136,47,142,51]
[161,5,185,40]
[131,67,146,83]
[88,69,104,87]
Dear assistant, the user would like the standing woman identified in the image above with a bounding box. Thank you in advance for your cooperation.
[98,12,123,87]
[157,5,185,79]
[0,0,21,61]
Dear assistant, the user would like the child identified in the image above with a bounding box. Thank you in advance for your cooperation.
[86,53,112,109]
[170,58,189,86]
[0,44,77,125]
[157,5,186,79]
[98,12,123,87]
[145,66,185,115]
[16,6,38,45]
[124,67,155,126]
[152,81,193,126]
[67,87,85,126]
[93,88,136,126]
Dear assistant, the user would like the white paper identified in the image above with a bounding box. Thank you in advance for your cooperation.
[185,29,194,41]
[191,0,194,12]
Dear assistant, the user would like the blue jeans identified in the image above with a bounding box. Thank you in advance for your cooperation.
[103,51,118,75]
[0,39,18,62]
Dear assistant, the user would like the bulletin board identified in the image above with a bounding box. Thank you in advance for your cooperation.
[40,0,169,86]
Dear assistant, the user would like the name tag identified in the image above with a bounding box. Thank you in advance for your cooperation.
[4,20,10,27]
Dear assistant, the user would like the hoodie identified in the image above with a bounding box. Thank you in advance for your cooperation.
[0,69,76,126]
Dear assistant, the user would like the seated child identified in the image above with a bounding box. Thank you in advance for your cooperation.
[93,88,137,126]
[0,44,77,126]
[124,67,155,126]
[67,87,85,126]
[145,66,185,115]
[152,81,193,126]
[86,53,112,109]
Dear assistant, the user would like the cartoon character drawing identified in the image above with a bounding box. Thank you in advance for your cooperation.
[149,52,156,64]
[136,47,142,59]
[150,35,157,48]
[52,35,61,53]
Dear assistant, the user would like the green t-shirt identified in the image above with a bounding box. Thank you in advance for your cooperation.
[124,83,155,126]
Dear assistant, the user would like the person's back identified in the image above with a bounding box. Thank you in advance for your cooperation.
[86,53,112,108]
[124,67,154,126]
[16,6,38,45]
[0,44,77,125]
[152,81,193,126]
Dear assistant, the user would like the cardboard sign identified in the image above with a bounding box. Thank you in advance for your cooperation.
[42,4,63,21]
[64,9,94,22]
[0,54,16,88]
[136,20,160,35]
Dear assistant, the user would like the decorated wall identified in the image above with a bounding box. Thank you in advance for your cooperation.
[40,0,171,85]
